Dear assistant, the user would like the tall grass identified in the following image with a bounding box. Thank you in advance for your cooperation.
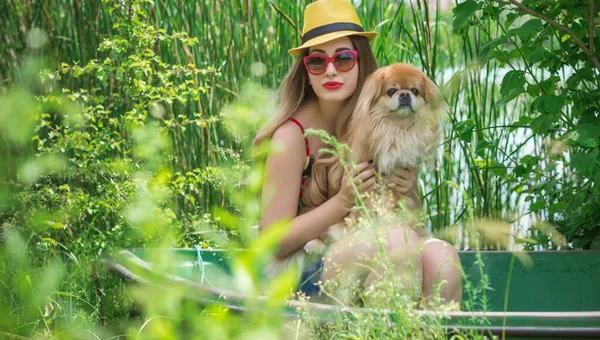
[1,0,546,248]
[0,0,568,337]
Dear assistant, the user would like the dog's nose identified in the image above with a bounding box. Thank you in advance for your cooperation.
[398,90,412,106]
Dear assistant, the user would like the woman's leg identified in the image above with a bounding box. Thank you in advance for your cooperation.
[421,238,463,306]
[362,226,422,296]
[321,225,422,304]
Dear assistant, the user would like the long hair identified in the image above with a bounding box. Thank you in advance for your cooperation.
[253,50,313,148]
[300,36,379,209]
[254,35,377,146]
[253,36,378,211]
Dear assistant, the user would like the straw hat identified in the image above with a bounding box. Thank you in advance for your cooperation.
[288,0,377,56]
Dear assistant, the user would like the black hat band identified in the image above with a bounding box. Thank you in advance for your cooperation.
[301,22,364,44]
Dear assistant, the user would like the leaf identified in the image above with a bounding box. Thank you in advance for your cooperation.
[375,19,392,29]
[530,113,559,134]
[571,149,600,178]
[529,47,548,65]
[513,164,528,177]
[41,237,57,246]
[474,158,506,176]
[540,76,560,93]
[505,12,519,27]
[530,201,545,211]
[513,115,532,127]
[453,0,479,34]
[509,48,522,59]
[489,49,511,65]
[509,19,543,41]
[570,3,592,16]
[549,201,566,213]
[453,119,475,142]
[595,171,600,197]
[545,94,565,114]
[522,155,538,166]
[532,94,565,115]
[498,70,526,104]
[526,84,540,96]
[566,124,600,148]
[488,165,507,176]
[576,67,595,81]
[475,139,497,157]
[479,37,507,63]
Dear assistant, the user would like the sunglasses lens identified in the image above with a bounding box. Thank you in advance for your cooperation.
[334,52,357,71]
[304,51,358,75]
[305,56,327,74]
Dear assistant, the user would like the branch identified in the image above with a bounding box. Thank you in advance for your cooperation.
[267,1,297,34]
[492,0,600,72]
[590,0,595,63]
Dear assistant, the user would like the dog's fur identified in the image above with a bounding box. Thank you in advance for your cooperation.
[304,63,446,254]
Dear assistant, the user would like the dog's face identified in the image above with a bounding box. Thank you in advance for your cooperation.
[346,63,445,171]
[375,64,434,116]
[356,63,443,120]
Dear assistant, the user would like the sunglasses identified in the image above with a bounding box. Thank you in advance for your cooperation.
[303,50,359,75]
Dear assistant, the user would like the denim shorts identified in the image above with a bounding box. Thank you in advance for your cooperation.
[298,258,324,296]
[297,245,332,297]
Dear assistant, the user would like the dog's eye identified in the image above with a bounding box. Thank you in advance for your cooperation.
[411,88,419,96]
[387,88,397,97]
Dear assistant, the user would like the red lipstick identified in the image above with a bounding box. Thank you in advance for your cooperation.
[323,81,343,90]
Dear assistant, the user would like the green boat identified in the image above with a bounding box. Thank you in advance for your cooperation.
[107,249,600,339]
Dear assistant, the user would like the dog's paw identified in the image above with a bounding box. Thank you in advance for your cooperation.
[404,196,417,209]
[327,223,346,241]
[304,239,326,254]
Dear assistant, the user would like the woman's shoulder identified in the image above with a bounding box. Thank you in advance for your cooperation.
[273,119,303,140]
[271,120,306,155]
[270,99,317,151]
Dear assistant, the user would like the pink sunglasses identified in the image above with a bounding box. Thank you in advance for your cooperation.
[303,50,359,75]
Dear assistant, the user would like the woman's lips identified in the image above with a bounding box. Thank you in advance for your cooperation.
[323,82,343,90]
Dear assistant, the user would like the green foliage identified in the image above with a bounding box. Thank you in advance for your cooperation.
[453,0,600,248]
[0,0,237,336]
[18,0,230,257]
[1,0,598,337]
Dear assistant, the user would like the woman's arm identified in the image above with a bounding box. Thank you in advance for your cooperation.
[260,123,349,259]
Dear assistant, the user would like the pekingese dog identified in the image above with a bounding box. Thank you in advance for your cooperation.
[304,63,446,254]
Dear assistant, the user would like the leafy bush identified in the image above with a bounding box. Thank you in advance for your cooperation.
[453,0,600,248]
[0,0,236,335]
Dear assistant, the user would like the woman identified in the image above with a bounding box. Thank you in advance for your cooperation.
[254,0,461,305]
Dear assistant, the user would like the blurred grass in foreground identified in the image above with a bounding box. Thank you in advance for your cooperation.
[2,0,594,337]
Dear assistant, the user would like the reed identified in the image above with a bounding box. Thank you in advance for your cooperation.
[2,0,584,337]
[0,1,544,248]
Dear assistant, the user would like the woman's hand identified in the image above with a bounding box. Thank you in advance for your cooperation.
[383,166,421,208]
[337,160,377,212]
[383,167,416,194]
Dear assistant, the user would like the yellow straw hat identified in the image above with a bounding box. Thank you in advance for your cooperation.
[288,0,377,56]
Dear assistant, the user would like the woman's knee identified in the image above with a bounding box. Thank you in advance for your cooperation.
[422,238,463,304]
[423,239,462,275]
[323,230,383,277]
[379,225,421,266]
[385,225,421,251]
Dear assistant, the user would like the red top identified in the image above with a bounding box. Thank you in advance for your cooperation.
[288,118,314,213]
[289,118,311,170]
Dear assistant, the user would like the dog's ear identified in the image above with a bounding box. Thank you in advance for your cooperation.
[422,74,445,112]
[346,68,384,160]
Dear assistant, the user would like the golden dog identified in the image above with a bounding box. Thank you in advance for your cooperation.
[304,63,445,254]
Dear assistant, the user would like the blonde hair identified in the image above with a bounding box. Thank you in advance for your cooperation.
[254,36,378,209]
